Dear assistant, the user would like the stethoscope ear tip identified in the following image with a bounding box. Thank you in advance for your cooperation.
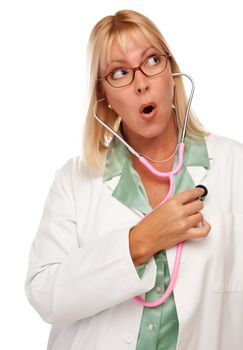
[195,184,208,201]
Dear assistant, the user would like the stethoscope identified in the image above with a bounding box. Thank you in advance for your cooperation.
[93,72,208,307]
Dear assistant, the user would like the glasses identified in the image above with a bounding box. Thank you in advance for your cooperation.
[97,53,172,88]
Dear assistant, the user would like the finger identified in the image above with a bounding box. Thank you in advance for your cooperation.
[186,218,211,239]
[183,200,204,216]
[174,187,205,205]
[185,212,204,229]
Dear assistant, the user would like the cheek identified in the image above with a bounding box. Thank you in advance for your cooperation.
[104,89,130,115]
[102,84,117,105]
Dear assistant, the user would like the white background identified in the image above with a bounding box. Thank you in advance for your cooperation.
[0,0,242,348]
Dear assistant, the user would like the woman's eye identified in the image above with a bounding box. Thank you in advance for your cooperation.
[146,55,161,66]
[110,68,128,80]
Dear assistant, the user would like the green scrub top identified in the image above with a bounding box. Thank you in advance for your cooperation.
[103,131,210,350]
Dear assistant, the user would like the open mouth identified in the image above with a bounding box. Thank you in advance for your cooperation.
[143,105,154,114]
[139,102,157,115]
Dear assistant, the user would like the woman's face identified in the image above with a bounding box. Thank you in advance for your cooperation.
[100,31,175,145]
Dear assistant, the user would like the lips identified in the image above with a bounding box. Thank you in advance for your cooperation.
[139,102,157,114]
[139,102,157,121]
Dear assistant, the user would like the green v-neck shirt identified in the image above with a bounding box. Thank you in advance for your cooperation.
[103,132,210,350]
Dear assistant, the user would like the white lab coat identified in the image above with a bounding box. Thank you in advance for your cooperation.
[25,133,243,350]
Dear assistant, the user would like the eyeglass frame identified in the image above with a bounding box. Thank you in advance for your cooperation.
[97,52,172,88]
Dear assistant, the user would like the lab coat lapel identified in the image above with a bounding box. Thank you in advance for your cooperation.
[186,165,208,186]
[104,175,121,193]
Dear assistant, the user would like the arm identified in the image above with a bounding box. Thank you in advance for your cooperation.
[25,161,157,325]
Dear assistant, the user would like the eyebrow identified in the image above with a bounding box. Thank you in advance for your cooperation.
[107,46,156,68]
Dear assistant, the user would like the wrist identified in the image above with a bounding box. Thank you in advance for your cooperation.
[129,226,154,265]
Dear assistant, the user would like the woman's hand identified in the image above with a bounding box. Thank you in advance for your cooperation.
[129,187,211,265]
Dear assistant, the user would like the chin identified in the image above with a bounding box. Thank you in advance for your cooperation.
[122,120,169,141]
[139,124,168,139]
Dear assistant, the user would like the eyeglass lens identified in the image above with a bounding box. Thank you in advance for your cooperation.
[107,55,167,87]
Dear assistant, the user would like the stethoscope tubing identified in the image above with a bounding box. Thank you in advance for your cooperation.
[93,72,195,307]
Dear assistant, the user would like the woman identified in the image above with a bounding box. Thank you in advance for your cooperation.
[25,9,243,350]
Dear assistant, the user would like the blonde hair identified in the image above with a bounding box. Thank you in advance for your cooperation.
[81,9,209,176]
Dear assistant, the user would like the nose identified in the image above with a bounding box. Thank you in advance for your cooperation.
[134,69,149,94]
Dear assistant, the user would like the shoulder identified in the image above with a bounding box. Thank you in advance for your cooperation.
[205,132,243,159]
[55,156,103,189]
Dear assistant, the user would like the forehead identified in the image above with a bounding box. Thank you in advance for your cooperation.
[100,29,161,72]
[110,31,152,58]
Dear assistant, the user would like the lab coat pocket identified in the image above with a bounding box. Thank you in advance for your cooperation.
[211,213,243,293]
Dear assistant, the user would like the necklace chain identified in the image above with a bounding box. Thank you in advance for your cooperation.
[140,143,179,163]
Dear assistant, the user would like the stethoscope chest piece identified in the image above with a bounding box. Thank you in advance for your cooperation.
[195,184,208,201]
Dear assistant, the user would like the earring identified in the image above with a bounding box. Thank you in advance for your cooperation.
[108,104,112,109]
[103,134,113,147]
